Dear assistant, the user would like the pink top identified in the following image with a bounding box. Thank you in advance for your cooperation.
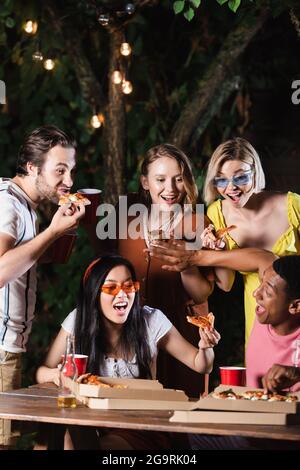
[246,319,300,392]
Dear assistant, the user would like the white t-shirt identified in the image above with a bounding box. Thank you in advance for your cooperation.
[61,305,172,379]
[0,178,38,353]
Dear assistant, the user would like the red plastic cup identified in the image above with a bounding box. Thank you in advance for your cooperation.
[46,230,77,264]
[61,354,88,377]
[219,366,246,386]
[77,188,102,225]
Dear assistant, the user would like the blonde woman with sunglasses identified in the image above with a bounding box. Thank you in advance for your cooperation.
[203,137,300,345]
[36,255,220,450]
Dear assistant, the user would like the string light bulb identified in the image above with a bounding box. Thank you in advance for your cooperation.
[24,20,38,35]
[112,70,122,84]
[43,58,55,71]
[125,3,135,15]
[120,42,131,56]
[98,14,110,26]
[122,80,133,95]
[90,114,104,129]
[32,50,43,62]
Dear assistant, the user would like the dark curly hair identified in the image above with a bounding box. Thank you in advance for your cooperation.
[273,255,300,299]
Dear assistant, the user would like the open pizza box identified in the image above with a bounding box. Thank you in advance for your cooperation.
[189,385,300,414]
[65,376,192,410]
[170,385,300,425]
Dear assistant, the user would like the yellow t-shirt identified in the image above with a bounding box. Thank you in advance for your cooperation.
[207,192,300,346]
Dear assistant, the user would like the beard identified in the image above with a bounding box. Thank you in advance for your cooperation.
[35,174,59,204]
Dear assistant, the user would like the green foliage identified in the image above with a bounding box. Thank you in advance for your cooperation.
[173,0,243,20]
[0,2,298,446]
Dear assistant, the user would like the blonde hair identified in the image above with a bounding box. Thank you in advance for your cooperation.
[138,143,198,210]
[203,137,265,206]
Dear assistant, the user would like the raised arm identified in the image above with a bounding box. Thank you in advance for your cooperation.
[0,204,84,288]
[158,324,220,375]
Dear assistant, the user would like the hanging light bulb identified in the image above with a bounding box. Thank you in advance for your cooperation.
[122,80,133,95]
[112,70,122,84]
[24,20,38,35]
[32,50,43,62]
[120,42,131,56]
[125,3,135,15]
[90,114,104,129]
[97,14,110,26]
[43,58,55,71]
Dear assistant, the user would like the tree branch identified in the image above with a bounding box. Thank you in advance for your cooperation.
[170,7,270,149]
[45,0,104,111]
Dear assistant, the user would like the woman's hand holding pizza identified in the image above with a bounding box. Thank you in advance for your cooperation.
[201,224,225,250]
[198,326,221,350]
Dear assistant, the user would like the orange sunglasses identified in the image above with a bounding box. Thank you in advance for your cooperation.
[101,281,140,296]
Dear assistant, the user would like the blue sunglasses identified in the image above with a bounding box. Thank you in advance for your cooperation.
[213,170,254,188]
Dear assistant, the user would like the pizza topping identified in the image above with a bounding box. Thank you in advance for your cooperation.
[215,388,298,402]
[58,193,91,206]
[76,373,127,388]
[186,311,215,329]
[212,389,242,400]
[215,225,237,239]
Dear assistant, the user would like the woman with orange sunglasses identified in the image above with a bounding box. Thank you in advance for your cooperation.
[36,255,220,450]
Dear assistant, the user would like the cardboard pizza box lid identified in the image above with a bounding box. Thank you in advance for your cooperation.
[65,377,188,401]
[85,398,193,410]
[170,410,300,425]
[189,385,300,414]
[75,386,188,401]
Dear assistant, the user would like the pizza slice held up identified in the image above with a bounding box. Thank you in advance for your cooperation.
[215,225,237,239]
[58,193,91,206]
[186,312,215,329]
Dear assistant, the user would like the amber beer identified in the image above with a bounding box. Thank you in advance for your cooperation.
[57,335,78,408]
[57,395,77,408]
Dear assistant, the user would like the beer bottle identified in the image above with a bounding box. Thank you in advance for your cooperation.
[57,335,78,408]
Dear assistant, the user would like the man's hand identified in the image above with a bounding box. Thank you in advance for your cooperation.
[146,240,198,272]
[262,364,300,392]
[49,203,85,238]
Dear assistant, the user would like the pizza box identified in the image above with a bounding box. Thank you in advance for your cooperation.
[82,398,193,410]
[65,376,188,402]
[75,387,188,402]
[170,410,300,425]
[188,385,300,414]
[67,377,163,397]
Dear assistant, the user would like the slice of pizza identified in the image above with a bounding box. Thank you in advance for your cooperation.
[215,225,237,239]
[285,395,298,402]
[241,390,269,401]
[76,373,127,388]
[186,312,215,329]
[58,193,91,206]
[212,388,242,400]
[268,393,288,402]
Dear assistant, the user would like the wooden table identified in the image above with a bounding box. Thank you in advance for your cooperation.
[0,384,300,445]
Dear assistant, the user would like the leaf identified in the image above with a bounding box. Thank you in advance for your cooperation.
[184,7,195,21]
[216,0,228,5]
[228,0,241,12]
[173,0,185,14]
[190,0,201,8]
